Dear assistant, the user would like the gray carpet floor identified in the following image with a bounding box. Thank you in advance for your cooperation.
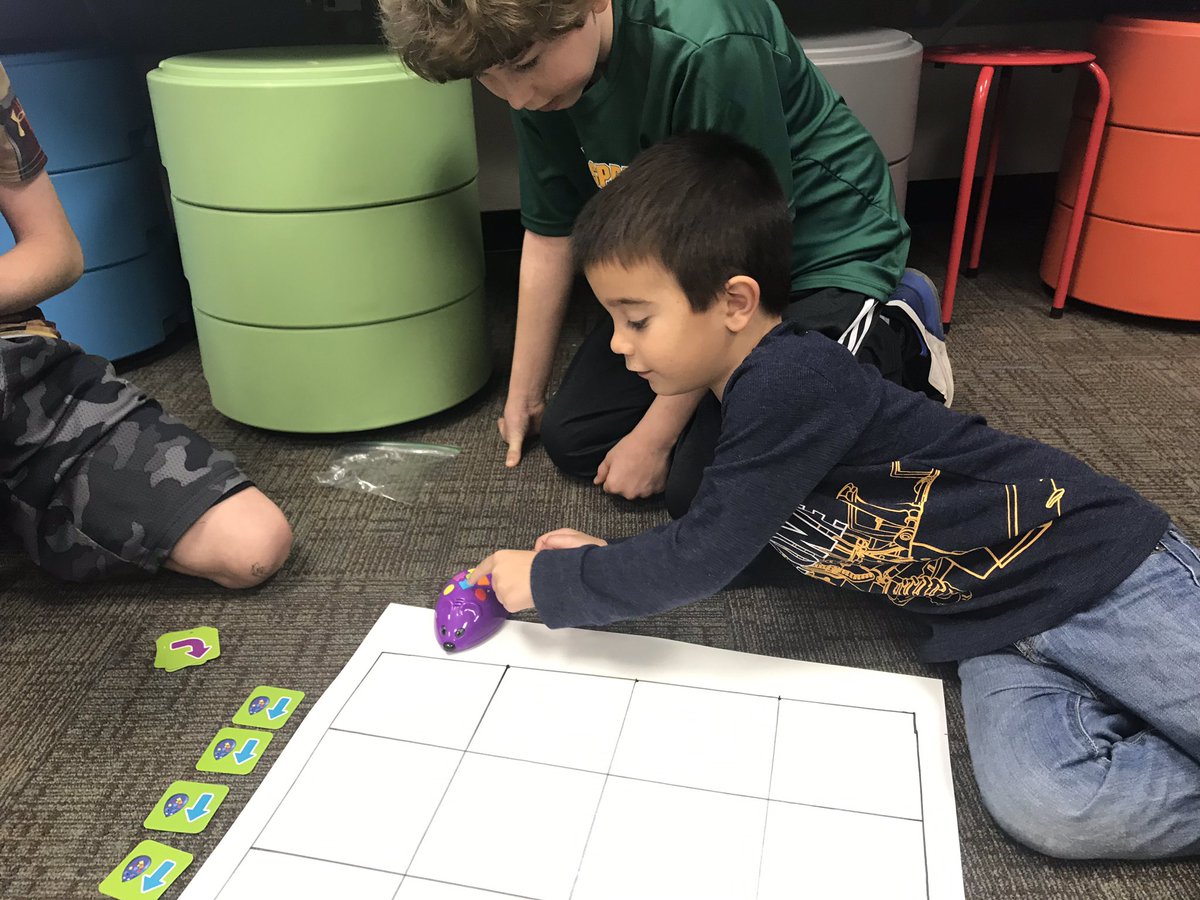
[2,214,1199,898]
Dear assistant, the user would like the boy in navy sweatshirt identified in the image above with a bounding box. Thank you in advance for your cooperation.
[471,131,1200,860]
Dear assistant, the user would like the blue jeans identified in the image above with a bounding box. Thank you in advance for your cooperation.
[959,525,1200,859]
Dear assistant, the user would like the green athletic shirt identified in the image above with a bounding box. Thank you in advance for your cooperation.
[514,0,911,298]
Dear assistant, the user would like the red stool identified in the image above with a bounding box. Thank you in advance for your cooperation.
[924,46,1111,327]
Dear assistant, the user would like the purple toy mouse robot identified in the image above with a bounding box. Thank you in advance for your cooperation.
[435,568,507,652]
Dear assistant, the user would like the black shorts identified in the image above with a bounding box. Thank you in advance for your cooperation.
[1,336,249,581]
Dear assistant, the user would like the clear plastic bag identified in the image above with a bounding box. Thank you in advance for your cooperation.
[315,442,460,504]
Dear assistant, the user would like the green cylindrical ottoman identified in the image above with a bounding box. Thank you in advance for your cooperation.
[147,47,489,432]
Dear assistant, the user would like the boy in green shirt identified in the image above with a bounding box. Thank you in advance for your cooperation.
[382,0,951,512]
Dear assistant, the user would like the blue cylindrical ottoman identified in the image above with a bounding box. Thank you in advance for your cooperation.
[0,50,189,359]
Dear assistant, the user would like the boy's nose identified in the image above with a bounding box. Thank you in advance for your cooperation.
[500,79,538,110]
[479,74,530,110]
[509,90,538,111]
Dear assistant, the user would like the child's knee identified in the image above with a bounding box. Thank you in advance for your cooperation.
[168,488,293,589]
[218,511,292,589]
[974,760,1191,860]
[979,784,1097,859]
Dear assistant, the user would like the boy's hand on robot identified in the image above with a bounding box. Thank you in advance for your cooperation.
[436,535,605,652]
[469,550,537,614]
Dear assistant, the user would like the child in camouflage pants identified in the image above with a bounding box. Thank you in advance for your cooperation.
[1,61,291,587]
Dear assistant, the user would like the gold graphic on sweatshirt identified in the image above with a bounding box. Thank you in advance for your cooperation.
[1046,480,1064,514]
[792,462,1062,606]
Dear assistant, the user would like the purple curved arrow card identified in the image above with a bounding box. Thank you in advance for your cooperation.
[154,627,221,672]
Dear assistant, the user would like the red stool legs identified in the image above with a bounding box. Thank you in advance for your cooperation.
[942,65,994,328]
[966,68,1013,276]
[1050,61,1111,317]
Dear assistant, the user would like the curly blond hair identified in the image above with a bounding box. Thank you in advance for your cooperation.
[380,0,596,82]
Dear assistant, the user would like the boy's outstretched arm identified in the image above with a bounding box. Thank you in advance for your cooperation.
[0,170,83,313]
[529,344,878,630]
[500,230,575,467]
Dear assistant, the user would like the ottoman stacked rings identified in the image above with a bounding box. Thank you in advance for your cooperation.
[1040,14,1200,321]
[0,50,190,359]
[147,46,490,432]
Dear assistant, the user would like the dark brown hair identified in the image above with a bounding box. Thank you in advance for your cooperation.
[573,131,793,314]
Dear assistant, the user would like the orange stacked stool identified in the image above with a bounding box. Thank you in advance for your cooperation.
[924,46,1110,327]
[1041,15,1200,322]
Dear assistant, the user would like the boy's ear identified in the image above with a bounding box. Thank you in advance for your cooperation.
[592,0,612,14]
[721,276,761,332]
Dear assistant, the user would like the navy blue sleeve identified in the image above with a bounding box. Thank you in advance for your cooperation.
[530,334,880,628]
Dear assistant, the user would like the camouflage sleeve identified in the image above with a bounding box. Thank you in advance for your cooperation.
[0,62,49,184]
